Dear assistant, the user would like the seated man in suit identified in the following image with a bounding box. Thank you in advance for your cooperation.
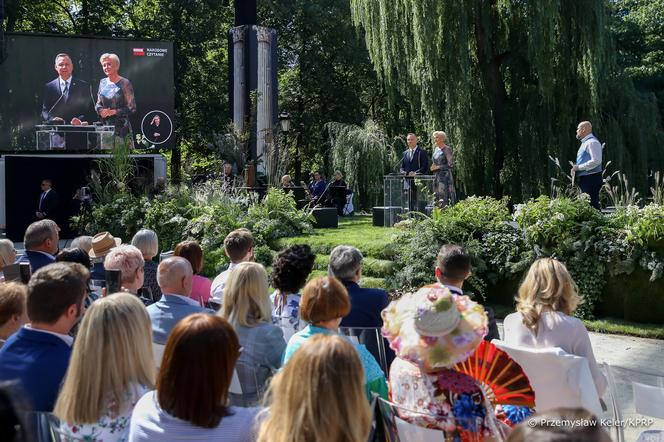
[329,245,394,366]
[147,257,213,346]
[210,228,254,308]
[18,220,60,273]
[434,244,500,341]
[0,262,89,411]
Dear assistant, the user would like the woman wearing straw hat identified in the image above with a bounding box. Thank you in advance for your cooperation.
[382,284,507,439]
[88,232,121,281]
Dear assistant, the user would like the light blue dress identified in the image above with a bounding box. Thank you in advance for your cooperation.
[282,325,388,399]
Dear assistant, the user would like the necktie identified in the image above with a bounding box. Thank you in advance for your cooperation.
[39,192,46,211]
[62,82,69,102]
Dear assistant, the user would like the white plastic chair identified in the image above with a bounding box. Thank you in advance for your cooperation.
[152,342,166,369]
[607,365,664,442]
[492,340,603,416]
[339,326,389,374]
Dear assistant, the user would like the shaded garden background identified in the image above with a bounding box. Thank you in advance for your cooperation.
[3,0,663,206]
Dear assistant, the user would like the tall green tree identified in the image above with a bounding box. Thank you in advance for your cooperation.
[350,0,664,200]
[259,0,407,183]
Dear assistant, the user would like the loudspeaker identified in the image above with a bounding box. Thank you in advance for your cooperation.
[312,207,338,228]
[372,206,403,227]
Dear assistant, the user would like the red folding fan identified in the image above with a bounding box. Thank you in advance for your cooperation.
[453,340,536,407]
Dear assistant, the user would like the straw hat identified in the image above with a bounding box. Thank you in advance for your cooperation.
[89,232,121,258]
[382,283,488,371]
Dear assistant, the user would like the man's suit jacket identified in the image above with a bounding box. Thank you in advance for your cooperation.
[41,77,94,123]
[18,250,55,274]
[37,189,59,220]
[400,146,429,174]
[146,294,213,345]
[0,327,72,411]
[340,281,389,328]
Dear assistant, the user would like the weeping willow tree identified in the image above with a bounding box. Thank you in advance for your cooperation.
[327,120,398,209]
[350,0,663,200]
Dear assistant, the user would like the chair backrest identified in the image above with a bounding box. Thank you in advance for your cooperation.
[492,339,602,416]
[607,365,664,442]
[152,342,166,369]
[339,326,388,374]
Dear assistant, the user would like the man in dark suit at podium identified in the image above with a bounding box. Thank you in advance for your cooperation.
[400,133,429,211]
[41,54,95,148]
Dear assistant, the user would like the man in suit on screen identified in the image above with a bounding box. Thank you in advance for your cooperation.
[41,53,95,125]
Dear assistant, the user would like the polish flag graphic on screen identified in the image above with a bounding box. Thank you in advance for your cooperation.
[133,48,145,56]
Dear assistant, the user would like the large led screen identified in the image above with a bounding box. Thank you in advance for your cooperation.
[0,33,175,151]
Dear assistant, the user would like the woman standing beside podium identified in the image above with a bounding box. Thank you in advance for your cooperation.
[95,53,136,148]
[430,131,456,208]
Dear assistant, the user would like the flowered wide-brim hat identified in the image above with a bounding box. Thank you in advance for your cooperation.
[382,283,488,371]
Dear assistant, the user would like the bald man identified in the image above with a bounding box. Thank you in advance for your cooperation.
[146,257,213,345]
[572,121,603,209]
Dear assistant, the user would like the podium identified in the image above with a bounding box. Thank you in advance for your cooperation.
[382,174,435,226]
[35,124,116,150]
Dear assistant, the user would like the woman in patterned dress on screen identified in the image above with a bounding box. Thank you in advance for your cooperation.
[96,53,136,148]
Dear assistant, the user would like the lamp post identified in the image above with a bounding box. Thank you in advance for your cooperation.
[279,111,300,181]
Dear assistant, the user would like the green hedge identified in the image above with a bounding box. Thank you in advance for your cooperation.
[389,196,664,322]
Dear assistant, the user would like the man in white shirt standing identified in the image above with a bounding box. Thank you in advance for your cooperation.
[572,121,603,209]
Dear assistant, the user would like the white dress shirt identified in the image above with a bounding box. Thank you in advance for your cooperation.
[576,133,602,172]
[24,324,73,346]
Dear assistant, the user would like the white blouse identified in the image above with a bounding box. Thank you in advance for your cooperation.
[503,311,607,396]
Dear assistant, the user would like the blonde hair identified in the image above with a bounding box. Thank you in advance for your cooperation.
[432,131,447,143]
[0,239,15,267]
[516,258,583,333]
[220,262,271,327]
[54,293,155,423]
[258,334,371,442]
[99,53,120,67]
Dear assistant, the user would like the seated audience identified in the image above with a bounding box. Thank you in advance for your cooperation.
[0,283,28,349]
[280,174,294,188]
[174,240,211,306]
[504,257,608,397]
[328,170,347,215]
[258,334,371,442]
[131,229,161,301]
[128,314,259,442]
[328,245,389,328]
[56,247,91,269]
[382,284,510,438]
[0,262,88,411]
[147,257,211,346]
[104,245,151,304]
[89,231,121,280]
[70,235,93,255]
[56,248,97,307]
[0,239,17,281]
[283,276,387,398]
[506,407,611,442]
[221,262,286,406]
[328,244,393,367]
[54,293,155,441]
[17,220,59,273]
[271,244,316,341]
[435,244,500,341]
[210,228,254,307]
[0,382,32,442]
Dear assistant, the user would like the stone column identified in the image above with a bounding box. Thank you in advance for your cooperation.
[231,26,246,134]
[255,26,273,175]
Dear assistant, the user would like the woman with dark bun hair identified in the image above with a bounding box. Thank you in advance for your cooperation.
[270,245,316,341]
